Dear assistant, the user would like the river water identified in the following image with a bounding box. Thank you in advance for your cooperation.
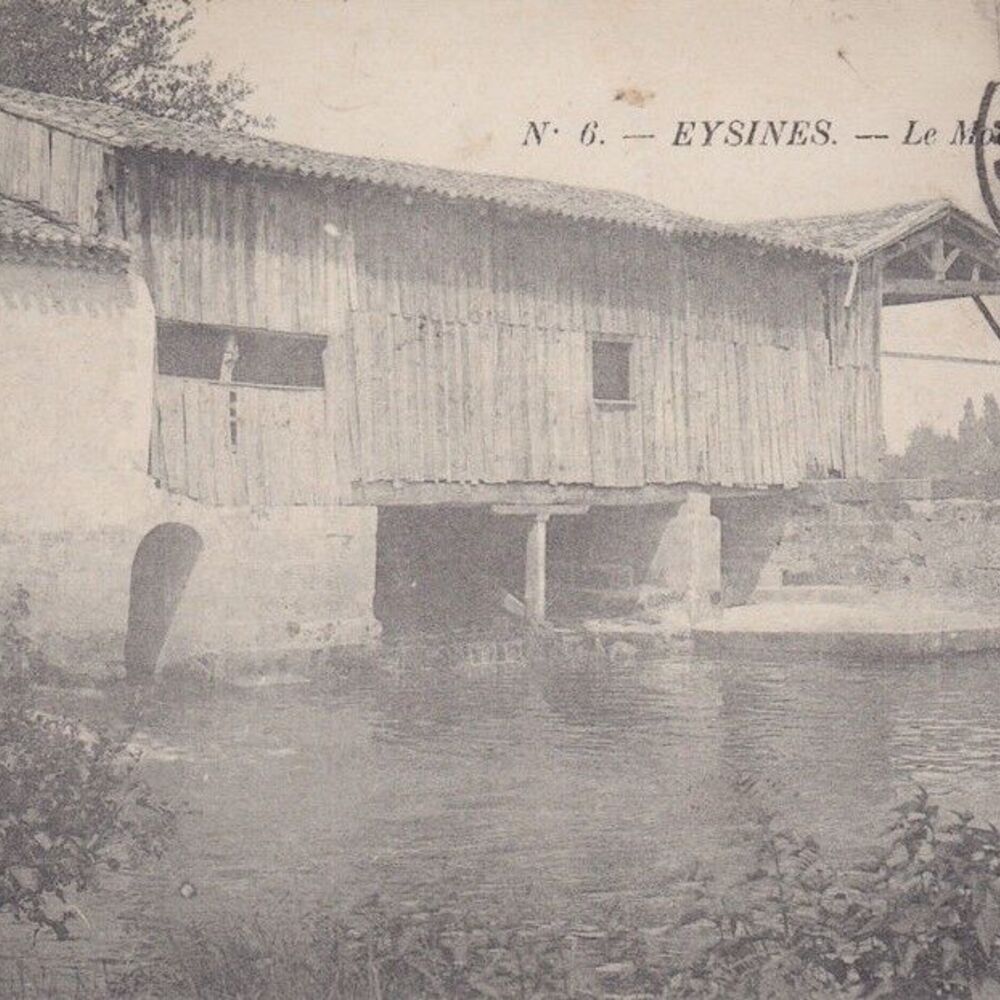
[9,647,1000,985]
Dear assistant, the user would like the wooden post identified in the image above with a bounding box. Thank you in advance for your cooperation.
[524,512,549,623]
[491,504,589,624]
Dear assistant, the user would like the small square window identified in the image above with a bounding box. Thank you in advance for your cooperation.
[592,340,632,401]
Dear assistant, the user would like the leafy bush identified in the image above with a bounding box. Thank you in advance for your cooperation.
[669,785,1000,999]
[0,585,52,688]
[0,586,174,941]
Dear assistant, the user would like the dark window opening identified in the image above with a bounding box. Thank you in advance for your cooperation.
[156,321,325,387]
[232,330,326,387]
[157,323,227,380]
[592,340,632,401]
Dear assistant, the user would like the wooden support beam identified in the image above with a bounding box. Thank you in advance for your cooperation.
[881,224,944,263]
[219,332,239,383]
[913,238,961,279]
[524,513,547,623]
[973,296,1000,343]
[882,278,1000,301]
[843,261,859,308]
[939,229,1000,273]
[942,246,962,275]
[352,481,769,507]
[929,236,946,279]
[491,504,589,517]
[882,226,1000,275]
[491,505,589,624]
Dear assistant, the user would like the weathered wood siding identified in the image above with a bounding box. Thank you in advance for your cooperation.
[0,110,110,232]
[123,155,348,335]
[150,376,335,505]
[328,194,883,487]
[121,154,883,494]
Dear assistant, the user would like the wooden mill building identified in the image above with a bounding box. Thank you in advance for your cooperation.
[2,84,1000,665]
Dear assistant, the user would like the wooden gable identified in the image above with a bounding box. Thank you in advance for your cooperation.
[879,208,1000,305]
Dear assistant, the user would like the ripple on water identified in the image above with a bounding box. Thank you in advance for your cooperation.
[12,650,1000,965]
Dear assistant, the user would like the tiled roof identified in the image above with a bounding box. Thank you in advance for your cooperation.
[0,195,128,268]
[0,86,997,265]
[741,199,1000,260]
[742,200,949,257]
[0,85,797,253]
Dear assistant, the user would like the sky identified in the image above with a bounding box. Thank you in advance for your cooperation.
[186,0,1000,448]
[189,0,999,219]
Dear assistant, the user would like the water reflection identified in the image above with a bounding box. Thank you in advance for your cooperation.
[14,649,1000,966]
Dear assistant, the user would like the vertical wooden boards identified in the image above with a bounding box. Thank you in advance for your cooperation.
[119,151,889,495]
[0,112,107,231]
[128,157,337,335]
[0,101,898,501]
[151,376,329,505]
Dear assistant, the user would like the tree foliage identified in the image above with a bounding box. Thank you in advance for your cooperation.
[0,0,272,131]
[0,587,174,941]
[884,394,1000,480]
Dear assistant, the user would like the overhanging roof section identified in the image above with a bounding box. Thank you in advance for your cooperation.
[745,200,1000,303]
[0,195,128,270]
[0,84,751,246]
[871,202,1000,304]
[0,84,859,261]
[2,83,999,283]
[742,200,956,259]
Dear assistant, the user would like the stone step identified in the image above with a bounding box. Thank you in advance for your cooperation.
[752,584,873,605]
[694,601,1000,661]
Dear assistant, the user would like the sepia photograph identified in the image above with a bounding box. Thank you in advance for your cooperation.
[4,1,1000,996]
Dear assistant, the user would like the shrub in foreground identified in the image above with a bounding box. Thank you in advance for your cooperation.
[669,785,1000,999]
[0,586,174,941]
[116,901,591,999]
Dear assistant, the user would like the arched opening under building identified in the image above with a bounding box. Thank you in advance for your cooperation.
[374,506,528,635]
[124,523,203,680]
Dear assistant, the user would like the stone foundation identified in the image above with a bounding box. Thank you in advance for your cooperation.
[0,259,378,678]
[715,488,1000,608]
[547,496,721,621]
[161,500,379,666]
[0,497,379,678]
[647,492,721,609]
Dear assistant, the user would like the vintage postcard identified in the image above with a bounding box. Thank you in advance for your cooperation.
[3,1,1000,997]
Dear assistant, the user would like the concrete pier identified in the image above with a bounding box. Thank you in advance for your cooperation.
[647,491,721,620]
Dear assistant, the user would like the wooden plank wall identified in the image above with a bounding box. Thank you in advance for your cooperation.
[125,155,884,493]
[123,155,349,335]
[825,260,883,479]
[150,376,334,505]
[0,110,109,232]
[333,191,883,487]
